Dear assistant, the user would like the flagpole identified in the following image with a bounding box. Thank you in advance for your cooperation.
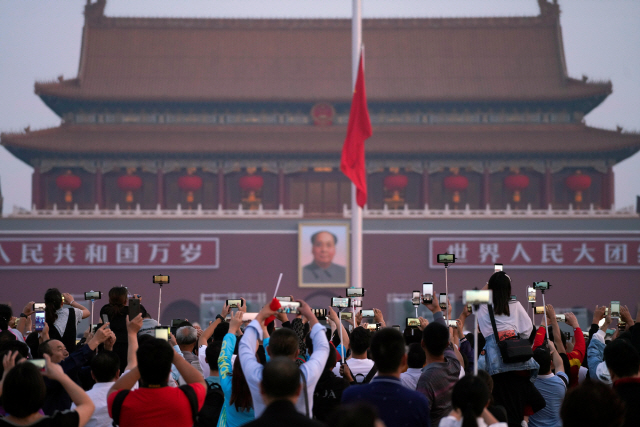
[351,0,363,289]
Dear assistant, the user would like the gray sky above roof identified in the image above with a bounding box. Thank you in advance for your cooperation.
[0,0,638,214]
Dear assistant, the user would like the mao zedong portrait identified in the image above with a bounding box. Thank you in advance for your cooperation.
[302,230,347,284]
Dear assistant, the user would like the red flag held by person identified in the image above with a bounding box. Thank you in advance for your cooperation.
[340,51,372,208]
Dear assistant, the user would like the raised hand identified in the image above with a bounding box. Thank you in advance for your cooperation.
[592,305,606,325]
[127,313,143,335]
[564,312,579,329]
[418,317,429,331]
[228,310,244,334]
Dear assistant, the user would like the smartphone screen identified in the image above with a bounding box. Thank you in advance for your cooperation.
[437,253,455,263]
[494,263,503,272]
[422,283,433,303]
[447,320,458,328]
[462,290,492,305]
[101,314,110,329]
[527,287,536,303]
[346,288,364,297]
[439,293,447,308]
[406,317,420,328]
[556,314,565,322]
[28,359,46,371]
[366,323,378,331]
[340,312,353,320]
[152,275,170,284]
[360,309,375,318]
[35,312,45,332]
[276,296,292,302]
[535,306,544,315]
[313,309,327,319]
[351,299,362,307]
[533,281,549,290]
[33,302,46,312]
[331,297,350,308]
[154,327,169,341]
[84,291,102,300]
[226,299,243,309]
[412,291,421,306]
[610,301,620,317]
[277,301,301,314]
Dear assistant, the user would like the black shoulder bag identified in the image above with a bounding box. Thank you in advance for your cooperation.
[488,304,533,364]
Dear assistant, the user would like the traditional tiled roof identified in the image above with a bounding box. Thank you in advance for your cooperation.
[3,123,639,162]
[33,1,610,105]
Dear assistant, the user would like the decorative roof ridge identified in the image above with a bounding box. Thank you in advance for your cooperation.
[566,76,612,88]
[86,15,555,30]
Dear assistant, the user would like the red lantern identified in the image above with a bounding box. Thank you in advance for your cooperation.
[239,175,264,204]
[444,174,469,204]
[117,175,143,204]
[178,175,203,204]
[504,174,530,203]
[56,171,81,203]
[565,171,591,203]
[383,174,408,191]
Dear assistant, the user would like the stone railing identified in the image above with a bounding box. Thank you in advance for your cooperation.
[8,203,304,218]
[344,203,638,218]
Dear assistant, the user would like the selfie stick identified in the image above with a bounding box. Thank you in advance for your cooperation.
[338,308,345,362]
[90,298,95,328]
[158,284,163,324]
[542,290,549,337]
[272,273,283,298]
[473,304,479,376]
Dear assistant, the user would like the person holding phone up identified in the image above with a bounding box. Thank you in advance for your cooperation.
[41,288,90,354]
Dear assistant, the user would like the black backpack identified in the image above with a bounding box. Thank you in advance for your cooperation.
[194,381,225,427]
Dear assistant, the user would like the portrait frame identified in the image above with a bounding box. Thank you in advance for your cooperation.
[298,222,350,288]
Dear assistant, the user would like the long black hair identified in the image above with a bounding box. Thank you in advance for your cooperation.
[451,375,491,427]
[488,271,511,316]
[0,304,12,331]
[44,288,63,326]
[105,286,128,318]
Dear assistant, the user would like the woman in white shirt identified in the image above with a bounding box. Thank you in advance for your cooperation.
[439,375,507,427]
[44,288,90,353]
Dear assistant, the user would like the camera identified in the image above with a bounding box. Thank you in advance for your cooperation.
[277,301,301,314]
[533,281,550,290]
[226,299,243,309]
[494,263,503,272]
[346,288,365,298]
[276,296,292,302]
[406,317,420,328]
[527,287,536,303]
[535,306,545,315]
[437,253,455,264]
[153,275,170,285]
[360,309,375,318]
[412,291,421,307]
[422,283,433,304]
[463,290,493,305]
[84,291,102,300]
[331,297,350,308]
[33,302,46,312]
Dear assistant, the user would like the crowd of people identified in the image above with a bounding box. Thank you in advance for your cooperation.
[0,271,638,427]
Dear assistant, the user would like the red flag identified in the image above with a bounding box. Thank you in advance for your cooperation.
[340,51,372,208]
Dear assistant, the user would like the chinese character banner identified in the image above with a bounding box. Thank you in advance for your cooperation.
[430,237,640,269]
[0,237,219,269]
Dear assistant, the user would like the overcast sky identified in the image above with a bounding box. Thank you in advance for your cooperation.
[1,0,638,214]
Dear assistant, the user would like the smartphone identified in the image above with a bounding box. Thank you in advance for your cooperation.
[351,299,362,308]
[510,295,517,301]
[154,326,169,341]
[346,288,365,298]
[437,253,455,264]
[360,309,375,318]
[556,314,566,322]
[439,293,447,310]
[392,325,400,331]
[171,318,185,327]
[313,308,327,320]
[610,301,620,318]
[226,299,243,309]
[605,329,615,339]
[277,301,301,314]
[412,291,421,306]
[340,312,353,320]
[128,298,141,319]
[422,283,433,303]
[447,319,458,328]
[33,302,46,312]
[331,297,350,308]
[494,263,503,272]
[101,314,110,329]
[618,321,626,331]
[533,281,550,290]
[527,287,536,303]
[84,291,102,300]
[152,275,170,284]
[463,290,493,305]
[535,306,545,315]
[406,317,420,328]
[366,323,379,331]
[35,312,45,332]
[28,359,46,371]
[276,296,292,302]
